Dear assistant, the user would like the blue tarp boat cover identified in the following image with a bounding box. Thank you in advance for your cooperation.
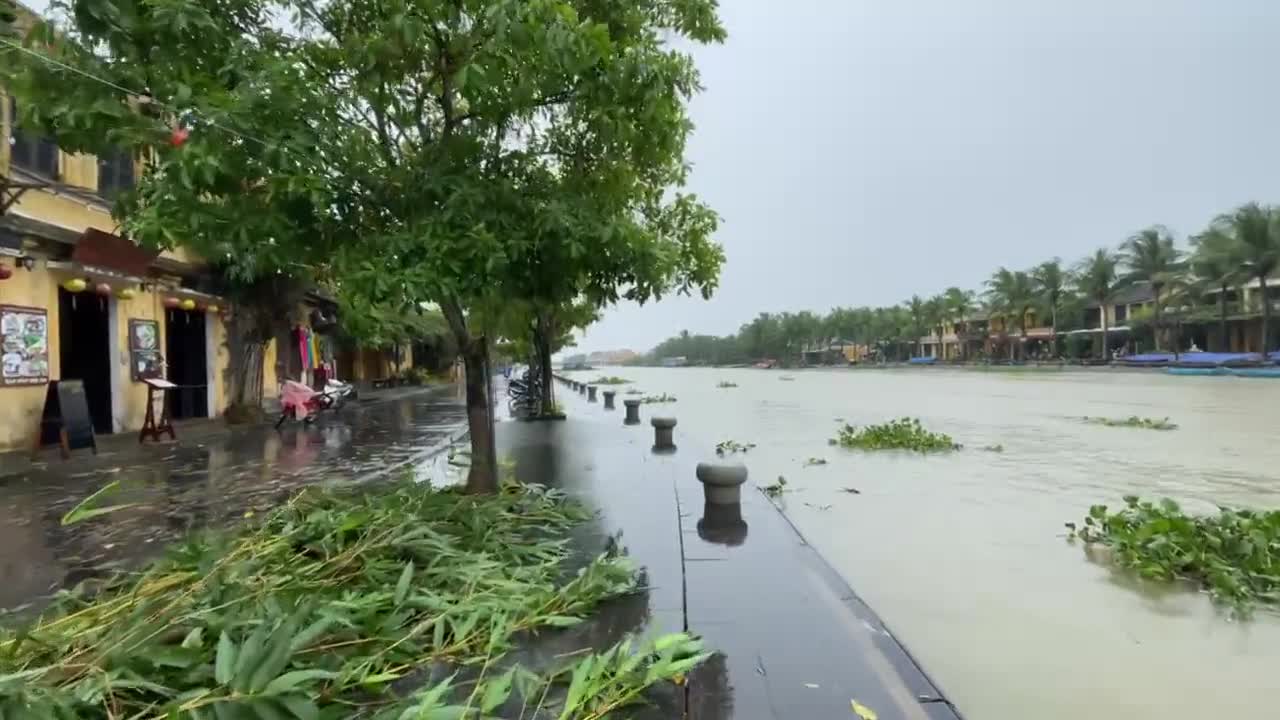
[908,356,937,365]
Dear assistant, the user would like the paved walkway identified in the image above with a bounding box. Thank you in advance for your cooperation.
[498,380,964,720]
[0,385,467,613]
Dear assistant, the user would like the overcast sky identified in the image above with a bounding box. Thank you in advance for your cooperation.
[21,0,1280,353]
[579,0,1280,353]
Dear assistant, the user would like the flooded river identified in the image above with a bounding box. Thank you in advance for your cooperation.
[572,366,1280,720]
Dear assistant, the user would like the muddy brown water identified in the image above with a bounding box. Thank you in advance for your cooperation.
[568,366,1280,720]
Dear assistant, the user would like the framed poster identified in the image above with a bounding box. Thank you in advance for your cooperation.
[0,305,50,387]
[129,318,163,381]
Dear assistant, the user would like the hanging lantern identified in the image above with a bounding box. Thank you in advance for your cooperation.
[95,282,112,296]
[179,298,196,311]
[116,287,136,300]
[62,278,87,293]
[0,264,11,280]
[205,304,220,314]
[163,296,181,309]
[170,125,190,147]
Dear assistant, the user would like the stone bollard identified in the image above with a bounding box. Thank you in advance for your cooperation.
[651,417,677,451]
[587,386,598,402]
[696,462,748,505]
[623,399,641,425]
[697,503,749,546]
[602,390,616,410]
[578,383,587,395]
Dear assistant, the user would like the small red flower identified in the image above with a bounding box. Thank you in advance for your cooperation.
[170,126,190,147]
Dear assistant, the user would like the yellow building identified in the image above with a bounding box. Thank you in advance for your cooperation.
[1,88,237,451]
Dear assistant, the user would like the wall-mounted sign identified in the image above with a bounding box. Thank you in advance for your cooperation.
[1,305,50,386]
[129,318,163,381]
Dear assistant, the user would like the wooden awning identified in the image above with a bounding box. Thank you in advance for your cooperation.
[71,228,159,277]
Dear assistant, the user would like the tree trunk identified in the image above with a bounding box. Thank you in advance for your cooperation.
[1260,275,1271,354]
[533,312,555,413]
[1101,309,1110,363]
[1218,284,1229,351]
[1152,286,1163,351]
[1050,305,1058,358]
[442,298,497,494]
[223,316,269,423]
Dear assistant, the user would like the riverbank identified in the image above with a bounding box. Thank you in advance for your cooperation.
[573,365,1280,720]
[539,373,963,719]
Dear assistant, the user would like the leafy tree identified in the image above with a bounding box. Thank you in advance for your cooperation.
[1075,249,1119,359]
[1190,228,1243,350]
[986,268,1033,359]
[1122,226,1182,350]
[906,295,927,357]
[942,287,975,360]
[924,294,947,359]
[1031,259,1068,353]
[1214,202,1280,353]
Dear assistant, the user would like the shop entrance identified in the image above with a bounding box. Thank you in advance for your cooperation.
[165,308,208,420]
[58,288,113,434]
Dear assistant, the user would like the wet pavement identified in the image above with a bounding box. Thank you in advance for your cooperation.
[0,385,467,613]
[2,377,962,719]
[500,377,965,720]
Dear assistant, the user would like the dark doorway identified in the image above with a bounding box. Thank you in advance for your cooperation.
[166,308,208,420]
[58,288,113,434]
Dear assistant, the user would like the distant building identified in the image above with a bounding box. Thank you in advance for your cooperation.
[659,356,687,367]
[587,349,639,365]
[562,354,590,370]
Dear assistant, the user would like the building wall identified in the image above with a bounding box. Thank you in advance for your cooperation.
[0,257,60,450]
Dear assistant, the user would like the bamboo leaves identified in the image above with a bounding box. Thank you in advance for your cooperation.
[2,480,705,718]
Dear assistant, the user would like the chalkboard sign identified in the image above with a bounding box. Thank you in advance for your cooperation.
[33,380,97,457]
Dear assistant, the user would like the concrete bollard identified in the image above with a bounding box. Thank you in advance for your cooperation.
[602,390,616,409]
[651,417,677,451]
[587,386,598,402]
[578,383,587,395]
[623,399,641,425]
[696,462,748,505]
[697,502,749,546]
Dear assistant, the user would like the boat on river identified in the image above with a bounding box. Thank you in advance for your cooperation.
[1226,367,1280,379]
[1165,367,1226,377]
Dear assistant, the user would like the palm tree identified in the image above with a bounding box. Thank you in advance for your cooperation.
[943,287,974,360]
[1031,259,1067,355]
[1075,249,1119,360]
[1214,203,1280,353]
[906,295,927,357]
[924,294,947,359]
[1121,226,1181,351]
[986,268,1033,360]
[1190,228,1241,351]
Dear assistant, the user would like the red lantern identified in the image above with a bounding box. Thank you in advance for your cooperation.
[163,296,181,309]
[0,264,11,280]
[170,126,190,147]
[95,282,112,296]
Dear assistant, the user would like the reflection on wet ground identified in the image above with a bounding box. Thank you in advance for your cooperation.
[502,380,961,719]
[0,387,467,613]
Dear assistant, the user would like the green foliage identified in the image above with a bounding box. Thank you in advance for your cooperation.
[1082,416,1177,431]
[714,440,755,456]
[1,480,701,717]
[830,418,961,452]
[589,376,630,385]
[1070,496,1280,609]
[761,476,788,498]
[639,393,676,404]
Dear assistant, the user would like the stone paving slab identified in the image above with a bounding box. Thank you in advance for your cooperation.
[497,379,965,720]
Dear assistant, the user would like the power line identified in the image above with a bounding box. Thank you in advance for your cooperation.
[0,34,280,151]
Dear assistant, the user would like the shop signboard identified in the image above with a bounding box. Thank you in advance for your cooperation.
[0,304,50,386]
[128,318,163,380]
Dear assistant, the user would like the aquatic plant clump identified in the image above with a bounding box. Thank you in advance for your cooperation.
[761,476,788,498]
[829,418,961,452]
[0,480,706,718]
[590,376,631,385]
[715,440,755,456]
[639,393,677,404]
[715,381,738,388]
[1082,416,1178,431]
[1069,496,1280,610]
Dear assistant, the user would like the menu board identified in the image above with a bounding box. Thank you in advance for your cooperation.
[0,305,50,387]
[129,318,163,380]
